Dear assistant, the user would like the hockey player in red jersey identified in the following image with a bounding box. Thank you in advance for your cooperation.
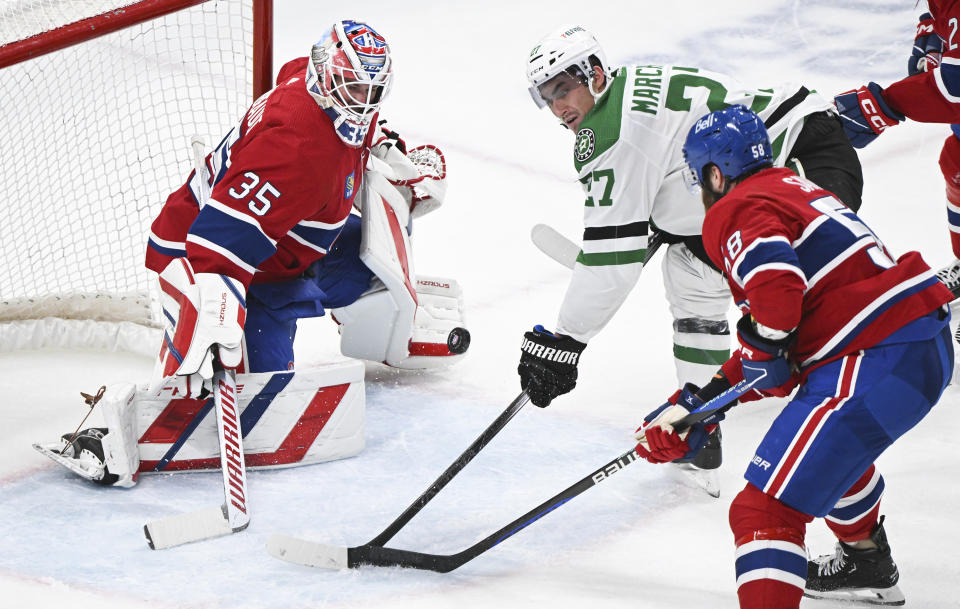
[38,20,468,488]
[634,105,953,608]
[834,0,960,296]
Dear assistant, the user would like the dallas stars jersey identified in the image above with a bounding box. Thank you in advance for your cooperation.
[556,64,833,342]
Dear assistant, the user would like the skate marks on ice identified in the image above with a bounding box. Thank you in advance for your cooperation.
[0,385,713,608]
[618,0,912,85]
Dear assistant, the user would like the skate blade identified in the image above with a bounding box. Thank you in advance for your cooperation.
[670,462,720,498]
[32,442,104,482]
[803,583,905,606]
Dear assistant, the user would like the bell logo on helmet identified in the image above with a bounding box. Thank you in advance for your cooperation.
[694,113,716,134]
[575,128,596,162]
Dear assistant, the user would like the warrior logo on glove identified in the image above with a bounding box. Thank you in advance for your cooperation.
[517,325,586,407]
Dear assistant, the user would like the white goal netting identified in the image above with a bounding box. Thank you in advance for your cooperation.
[0,0,256,338]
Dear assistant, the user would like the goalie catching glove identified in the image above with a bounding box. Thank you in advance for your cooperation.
[635,384,720,464]
[370,119,447,219]
[155,258,246,397]
[518,325,586,407]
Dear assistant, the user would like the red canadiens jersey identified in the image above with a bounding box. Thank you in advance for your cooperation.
[145,57,375,287]
[884,0,960,122]
[703,168,952,380]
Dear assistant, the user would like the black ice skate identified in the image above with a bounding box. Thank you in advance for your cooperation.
[936,258,960,299]
[34,428,119,486]
[672,426,722,498]
[804,516,905,606]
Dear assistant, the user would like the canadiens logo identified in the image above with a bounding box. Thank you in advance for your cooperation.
[575,128,595,162]
[344,22,388,77]
[345,172,355,199]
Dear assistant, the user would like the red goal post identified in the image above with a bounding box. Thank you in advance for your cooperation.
[0,0,273,352]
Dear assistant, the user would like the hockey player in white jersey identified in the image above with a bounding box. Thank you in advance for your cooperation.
[516,25,864,481]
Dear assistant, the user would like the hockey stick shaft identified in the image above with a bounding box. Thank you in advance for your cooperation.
[272,380,757,572]
[367,391,530,546]
[213,365,249,530]
[144,355,248,549]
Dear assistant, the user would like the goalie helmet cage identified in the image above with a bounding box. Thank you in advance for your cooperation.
[0,0,273,353]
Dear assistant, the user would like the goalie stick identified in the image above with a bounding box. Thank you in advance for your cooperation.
[144,356,250,549]
[266,378,756,572]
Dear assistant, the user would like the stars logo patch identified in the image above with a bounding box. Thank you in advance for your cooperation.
[575,128,596,162]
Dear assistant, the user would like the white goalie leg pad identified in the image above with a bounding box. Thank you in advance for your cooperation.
[99,383,140,487]
[136,361,365,473]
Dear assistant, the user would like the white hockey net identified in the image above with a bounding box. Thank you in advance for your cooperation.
[0,0,259,349]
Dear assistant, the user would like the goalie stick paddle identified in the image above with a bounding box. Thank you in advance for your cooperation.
[266,380,754,572]
[144,358,250,550]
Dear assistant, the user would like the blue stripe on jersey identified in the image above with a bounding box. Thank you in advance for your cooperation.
[940,60,960,98]
[734,546,807,580]
[734,239,803,286]
[828,475,885,523]
[793,218,865,281]
[807,275,941,365]
[239,371,294,436]
[947,206,960,228]
[289,221,346,254]
[189,205,276,269]
[147,237,186,259]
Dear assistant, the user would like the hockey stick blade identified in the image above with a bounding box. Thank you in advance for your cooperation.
[531,224,578,270]
[266,448,643,572]
[266,534,349,569]
[266,379,755,572]
[531,223,665,270]
[144,504,243,550]
[144,362,250,549]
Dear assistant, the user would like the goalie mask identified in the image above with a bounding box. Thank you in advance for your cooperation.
[308,20,393,146]
[526,25,610,109]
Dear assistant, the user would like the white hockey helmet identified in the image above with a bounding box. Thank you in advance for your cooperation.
[307,20,393,146]
[526,25,609,109]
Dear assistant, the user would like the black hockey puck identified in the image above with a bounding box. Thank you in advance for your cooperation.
[447,327,471,354]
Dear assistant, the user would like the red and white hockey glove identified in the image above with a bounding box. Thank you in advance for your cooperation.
[833,83,905,148]
[909,12,943,76]
[635,384,718,464]
[155,259,246,397]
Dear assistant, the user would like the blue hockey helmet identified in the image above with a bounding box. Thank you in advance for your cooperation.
[682,104,773,188]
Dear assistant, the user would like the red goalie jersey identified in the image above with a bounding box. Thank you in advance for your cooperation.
[146,57,375,288]
[703,168,952,384]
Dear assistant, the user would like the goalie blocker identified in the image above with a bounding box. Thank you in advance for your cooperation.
[34,361,366,487]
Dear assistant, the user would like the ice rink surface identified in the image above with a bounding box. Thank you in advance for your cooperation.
[1,1,959,607]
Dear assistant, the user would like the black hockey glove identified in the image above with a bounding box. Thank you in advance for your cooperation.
[518,325,586,407]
